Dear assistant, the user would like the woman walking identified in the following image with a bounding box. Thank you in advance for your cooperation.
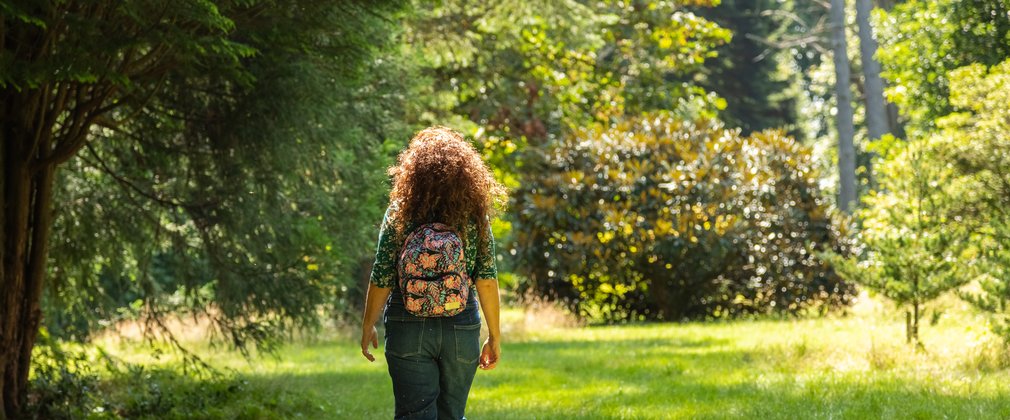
[360,126,505,420]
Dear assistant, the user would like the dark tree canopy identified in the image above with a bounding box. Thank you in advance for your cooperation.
[695,0,803,138]
[1,1,405,417]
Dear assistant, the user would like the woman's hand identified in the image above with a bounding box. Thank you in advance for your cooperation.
[360,284,391,362]
[361,326,379,362]
[479,336,500,370]
[475,278,501,370]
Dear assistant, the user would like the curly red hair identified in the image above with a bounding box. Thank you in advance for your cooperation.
[388,126,506,241]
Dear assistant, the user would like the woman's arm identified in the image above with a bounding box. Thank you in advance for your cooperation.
[473,219,501,370]
[475,278,501,370]
[360,283,392,362]
[361,205,397,362]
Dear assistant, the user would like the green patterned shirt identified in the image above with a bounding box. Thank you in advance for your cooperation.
[368,203,498,289]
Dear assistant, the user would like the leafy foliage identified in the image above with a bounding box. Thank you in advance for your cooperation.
[26,338,302,419]
[25,334,103,419]
[512,115,854,321]
[935,60,1010,343]
[875,0,1010,135]
[401,0,740,310]
[401,0,730,143]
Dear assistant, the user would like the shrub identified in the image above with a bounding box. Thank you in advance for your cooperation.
[27,342,308,420]
[26,338,105,419]
[510,115,854,321]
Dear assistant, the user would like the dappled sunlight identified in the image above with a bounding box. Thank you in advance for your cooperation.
[87,295,1010,419]
[8,0,1010,417]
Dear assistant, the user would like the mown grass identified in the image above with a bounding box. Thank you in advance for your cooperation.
[84,295,1010,419]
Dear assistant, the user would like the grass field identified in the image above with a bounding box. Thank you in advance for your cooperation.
[90,294,1010,419]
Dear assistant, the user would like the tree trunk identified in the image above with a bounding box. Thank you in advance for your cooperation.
[875,0,899,11]
[830,0,858,213]
[856,0,890,142]
[649,275,675,321]
[912,274,921,346]
[909,310,917,343]
[1,89,60,420]
[0,87,6,420]
[887,102,906,139]
[2,92,33,420]
[912,299,920,345]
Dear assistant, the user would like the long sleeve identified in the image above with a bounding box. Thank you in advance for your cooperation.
[368,205,399,289]
[473,220,498,282]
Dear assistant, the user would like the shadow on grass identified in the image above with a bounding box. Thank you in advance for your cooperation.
[97,333,1010,419]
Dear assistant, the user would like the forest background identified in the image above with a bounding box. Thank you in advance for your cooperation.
[3,0,1010,418]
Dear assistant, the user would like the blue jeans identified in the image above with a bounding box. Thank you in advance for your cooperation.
[384,290,481,420]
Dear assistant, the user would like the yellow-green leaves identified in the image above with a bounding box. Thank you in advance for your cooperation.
[512,114,853,322]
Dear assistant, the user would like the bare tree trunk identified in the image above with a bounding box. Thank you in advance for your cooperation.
[0,156,3,418]
[912,272,921,346]
[1,87,62,420]
[857,0,890,142]
[830,0,858,213]
[0,86,7,420]
[1,93,41,420]
[2,94,28,420]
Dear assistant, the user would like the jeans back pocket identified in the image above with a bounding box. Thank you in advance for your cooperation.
[453,323,481,364]
[384,318,425,358]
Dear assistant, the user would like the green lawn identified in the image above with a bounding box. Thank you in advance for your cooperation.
[94,297,1010,419]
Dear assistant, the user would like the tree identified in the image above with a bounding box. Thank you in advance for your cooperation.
[826,136,970,347]
[400,0,733,306]
[871,0,1010,344]
[855,0,890,142]
[1,3,242,416]
[0,1,402,417]
[829,0,857,213]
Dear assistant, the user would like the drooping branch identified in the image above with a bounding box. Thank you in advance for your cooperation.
[81,143,188,209]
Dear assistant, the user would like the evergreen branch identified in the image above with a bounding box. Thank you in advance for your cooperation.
[80,142,189,209]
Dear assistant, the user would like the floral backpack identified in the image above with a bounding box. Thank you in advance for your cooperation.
[397,223,470,317]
